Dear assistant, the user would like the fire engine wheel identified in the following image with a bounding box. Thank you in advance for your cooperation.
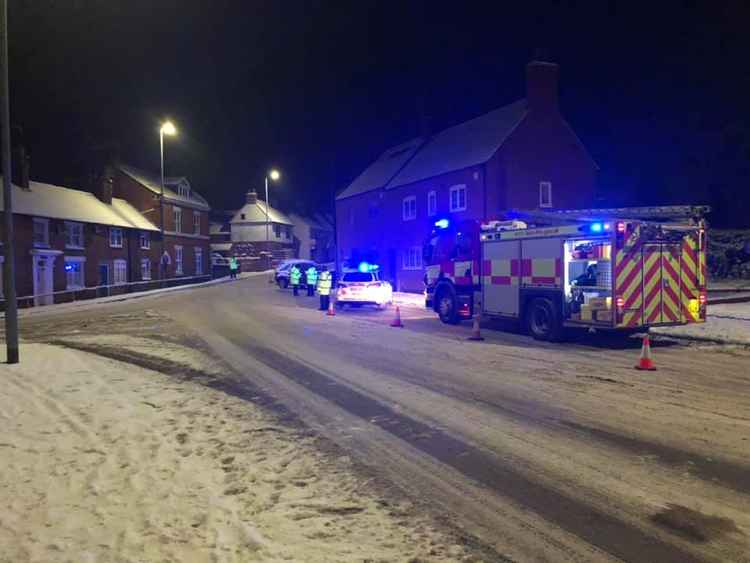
[526,297,563,342]
[436,290,460,325]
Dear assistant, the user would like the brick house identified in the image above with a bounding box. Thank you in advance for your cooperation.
[112,165,211,279]
[335,59,598,291]
[229,190,294,255]
[0,175,159,306]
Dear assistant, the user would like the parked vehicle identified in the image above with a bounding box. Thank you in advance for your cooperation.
[274,260,316,288]
[336,269,393,309]
[423,206,709,341]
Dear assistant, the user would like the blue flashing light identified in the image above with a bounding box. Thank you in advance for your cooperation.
[64,264,74,272]
[590,222,604,233]
[357,262,380,273]
[434,218,450,229]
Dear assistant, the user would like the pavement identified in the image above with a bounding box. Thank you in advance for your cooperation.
[11,275,750,562]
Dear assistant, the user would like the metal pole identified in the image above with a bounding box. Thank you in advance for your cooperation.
[159,129,165,282]
[264,175,269,243]
[1,0,18,364]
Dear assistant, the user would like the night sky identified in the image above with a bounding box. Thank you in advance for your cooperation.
[8,1,750,226]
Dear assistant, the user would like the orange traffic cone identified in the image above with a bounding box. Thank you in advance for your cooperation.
[326,299,336,316]
[635,334,656,371]
[390,306,404,328]
[467,316,484,341]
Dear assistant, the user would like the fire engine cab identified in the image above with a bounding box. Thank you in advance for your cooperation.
[423,207,708,341]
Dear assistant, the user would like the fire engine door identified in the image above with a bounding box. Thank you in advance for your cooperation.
[642,244,683,324]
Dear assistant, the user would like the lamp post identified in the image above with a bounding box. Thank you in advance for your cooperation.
[264,168,281,242]
[159,121,177,280]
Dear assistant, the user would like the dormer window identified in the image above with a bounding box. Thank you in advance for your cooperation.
[177,184,190,198]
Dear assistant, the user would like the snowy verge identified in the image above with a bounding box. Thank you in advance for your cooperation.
[651,302,750,345]
[392,291,426,309]
[0,270,273,319]
[0,342,467,562]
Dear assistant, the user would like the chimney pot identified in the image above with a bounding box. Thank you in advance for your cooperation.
[526,59,559,114]
[246,190,258,205]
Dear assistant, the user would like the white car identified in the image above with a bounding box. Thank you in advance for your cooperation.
[336,271,393,309]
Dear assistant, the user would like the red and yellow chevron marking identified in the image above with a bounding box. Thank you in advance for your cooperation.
[643,247,662,324]
[680,234,704,323]
[661,245,682,323]
[615,226,644,327]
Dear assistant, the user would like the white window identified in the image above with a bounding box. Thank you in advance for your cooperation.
[173,206,182,233]
[539,181,552,208]
[110,227,123,248]
[65,222,84,248]
[427,190,437,217]
[140,257,151,280]
[64,257,85,289]
[402,196,417,221]
[193,211,200,235]
[175,245,183,275]
[32,217,49,247]
[195,247,203,275]
[139,231,150,249]
[402,247,423,270]
[178,184,190,198]
[449,185,467,212]
[113,259,127,285]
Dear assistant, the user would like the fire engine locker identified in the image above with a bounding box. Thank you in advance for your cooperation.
[482,239,520,316]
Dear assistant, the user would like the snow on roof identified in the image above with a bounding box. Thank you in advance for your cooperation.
[387,99,528,188]
[336,137,426,200]
[209,221,230,234]
[288,212,334,231]
[0,178,159,231]
[118,164,210,210]
[230,200,293,225]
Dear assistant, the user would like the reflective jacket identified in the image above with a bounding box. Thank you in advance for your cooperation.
[229,257,238,270]
[289,266,302,285]
[306,266,318,285]
[317,271,332,295]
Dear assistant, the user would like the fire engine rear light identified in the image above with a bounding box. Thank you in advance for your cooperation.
[699,292,707,305]
[615,296,625,310]
[616,222,626,233]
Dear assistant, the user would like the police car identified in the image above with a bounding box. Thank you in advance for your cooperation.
[274,260,316,288]
[336,264,393,309]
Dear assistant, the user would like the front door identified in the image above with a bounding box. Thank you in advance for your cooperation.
[32,256,54,306]
[99,263,109,286]
[643,244,682,324]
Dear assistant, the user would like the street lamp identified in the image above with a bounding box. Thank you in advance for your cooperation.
[159,121,177,279]
[265,168,281,242]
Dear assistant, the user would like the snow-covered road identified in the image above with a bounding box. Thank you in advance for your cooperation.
[15,275,750,562]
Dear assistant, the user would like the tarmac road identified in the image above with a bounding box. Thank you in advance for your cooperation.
[16,275,750,562]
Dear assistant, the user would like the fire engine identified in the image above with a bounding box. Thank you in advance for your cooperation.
[423,206,709,341]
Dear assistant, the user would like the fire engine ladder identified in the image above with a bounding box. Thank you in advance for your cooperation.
[508,205,710,225]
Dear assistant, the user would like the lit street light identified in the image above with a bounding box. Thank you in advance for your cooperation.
[265,168,281,242]
[159,121,177,280]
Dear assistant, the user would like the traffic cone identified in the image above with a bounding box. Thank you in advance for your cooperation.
[390,306,404,328]
[467,316,484,341]
[635,334,657,371]
[326,299,336,317]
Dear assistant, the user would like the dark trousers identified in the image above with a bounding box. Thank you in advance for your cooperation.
[319,294,330,310]
[292,284,299,296]
[307,284,315,296]
[229,268,237,279]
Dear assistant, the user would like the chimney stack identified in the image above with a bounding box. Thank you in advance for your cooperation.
[526,52,559,114]
[95,165,114,204]
[246,190,258,205]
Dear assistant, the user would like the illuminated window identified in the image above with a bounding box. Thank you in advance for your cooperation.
[109,227,123,248]
[449,185,466,212]
[193,211,200,235]
[32,217,49,247]
[402,247,422,270]
[64,257,85,289]
[539,181,552,208]
[65,222,84,248]
[194,247,203,275]
[140,231,150,249]
[173,207,182,233]
[402,196,417,221]
[175,245,183,275]
[113,259,127,285]
[141,258,151,280]
[427,191,437,216]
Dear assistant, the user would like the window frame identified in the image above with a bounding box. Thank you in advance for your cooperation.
[402,246,423,270]
[109,227,123,248]
[64,221,84,249]
[194,247,203,275]
[139,231,151,250]
[402,196,417,221]
[539,181,553,208]
[427,190,437,217]
[175,245,184,275]
[193,211,201,235]
[273,223,281,238]
[173,206,182,233]
[140,257,152,280]
[64,256,86,289]
[449,184,467,213]
[113,259,127,285]
[32,217,49,247]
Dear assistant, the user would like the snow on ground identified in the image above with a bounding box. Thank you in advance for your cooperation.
[0,343,469,563]
[652,301,750,344]
[392,291,425,309]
